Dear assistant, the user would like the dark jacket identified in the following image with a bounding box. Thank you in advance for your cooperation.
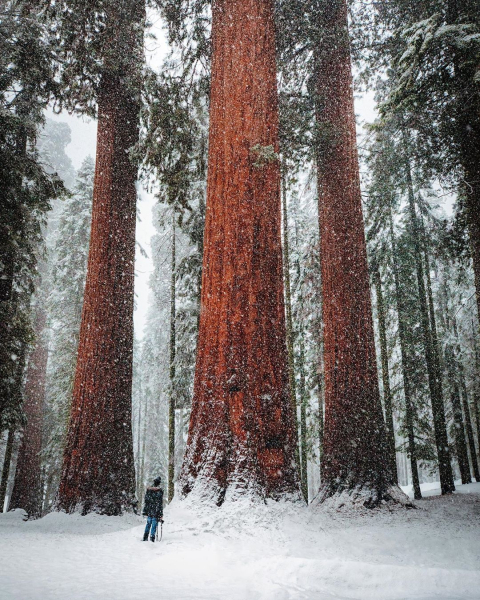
[142,487,163,519]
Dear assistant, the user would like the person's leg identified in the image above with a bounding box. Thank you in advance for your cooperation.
[150,517,158,541]
[143,516,152,540]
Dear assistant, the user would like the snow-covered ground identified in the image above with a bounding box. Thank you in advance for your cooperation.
[1,482,479,600]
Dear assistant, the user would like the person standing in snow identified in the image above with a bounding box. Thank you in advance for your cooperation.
[142,477,164,542]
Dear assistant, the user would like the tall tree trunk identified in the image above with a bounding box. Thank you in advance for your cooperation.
[298,321,309,502]
[0,428,15,512]
[473,326,480,457]
[281,168,303,496]
[372,263,398,484]
[168,211,176,503]
[314,0,394,504]
[10,308,47,517]
[138,393,148,511]
[388,211,422,499]
[445,347,471,484]
[440,282,471,483]
[56,71,140,515]
[454,318,480,480]
[461,385,480,481]
[404,153,455,494]
[181,0,299,504]
[446,0,480,326]
[135,387,143,503]
[317,369,324,479]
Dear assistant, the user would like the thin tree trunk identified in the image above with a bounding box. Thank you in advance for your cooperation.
[317,368,324,479]
[388,211,422,499]
[181,0,299,504]
[445,347,471,484]
[454,318,480,480]
[168,211,176,503]
[298,322,309,502]
[135,390,143,503]
[373,263,398,484]
[461,385,480,481]
[281,167,303,495]
[314,0,394,503]
[473,326,480,457]
[138,393,148,511]
[0,428,15,512]
[10,307,47,517]
[404,152,455,494]
[57,70,140,515]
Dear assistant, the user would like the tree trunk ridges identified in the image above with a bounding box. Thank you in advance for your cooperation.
[10,308,47,517]
[314,0,393,502]
[56,74,138,515]
[180,0,300,505]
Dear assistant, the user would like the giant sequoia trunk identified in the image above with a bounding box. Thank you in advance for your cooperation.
[56,73,139,515]
[10,308,47,517]
[180,0,299,504]
[314,0,398,505]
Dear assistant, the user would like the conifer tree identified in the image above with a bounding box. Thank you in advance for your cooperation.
[53,0,146,514]
[313,0,398,504]
[41,157,93,507]
[9,307,47,517]
[181,0,300,503]
[0,0,62,435]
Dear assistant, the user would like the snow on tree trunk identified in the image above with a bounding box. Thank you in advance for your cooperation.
[56,74,138,515]
[314,0,400,506]
[180,0,300,505]
[10,308,47,517]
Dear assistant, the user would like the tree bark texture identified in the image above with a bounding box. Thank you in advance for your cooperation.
[181,0,300,504]
[57,74,139,515]
[314,0,392,500]
[10,308,47,517]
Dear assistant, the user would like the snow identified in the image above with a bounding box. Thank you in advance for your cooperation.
[1,482,479,600]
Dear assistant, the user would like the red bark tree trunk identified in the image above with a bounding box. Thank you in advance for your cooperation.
[314,0,395,503]
[56,74,139,515]
[180,0,300,504]
[10,308,47,517]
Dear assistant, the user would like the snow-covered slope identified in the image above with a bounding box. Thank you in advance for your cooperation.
[1,482,479,600]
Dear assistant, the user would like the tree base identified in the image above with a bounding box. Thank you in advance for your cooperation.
[311,482,415,511]
[181,474,304,508]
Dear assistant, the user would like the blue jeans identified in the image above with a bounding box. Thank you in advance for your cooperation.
[144,516,158,539]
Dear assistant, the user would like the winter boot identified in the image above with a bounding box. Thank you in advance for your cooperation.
[143,533,148,541]
[150,536,155,542]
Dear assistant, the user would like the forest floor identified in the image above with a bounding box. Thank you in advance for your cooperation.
[0,481,479,600]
